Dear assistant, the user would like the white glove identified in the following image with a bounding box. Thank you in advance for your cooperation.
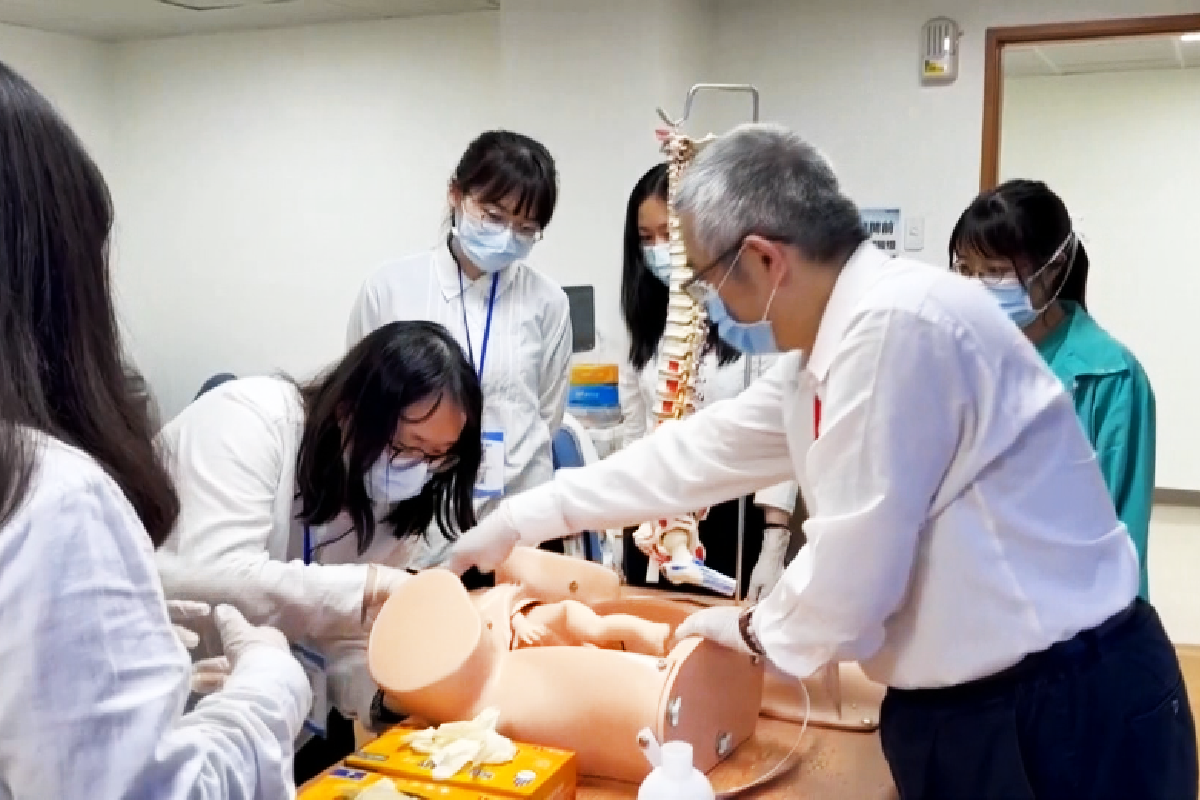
[674,606,751,656]
[439,504,521,575]
[362,564,410,626]
[747,525,791,603]
[191,656,232,695]
[167,599,211,651]
[214,604,290,668]
[167,600,234,694]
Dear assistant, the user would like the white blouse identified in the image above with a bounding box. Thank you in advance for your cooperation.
[618,346,798,513]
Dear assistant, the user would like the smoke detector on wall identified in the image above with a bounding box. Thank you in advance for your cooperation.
[920,17,961,86]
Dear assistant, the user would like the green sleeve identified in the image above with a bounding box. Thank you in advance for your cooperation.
[1092,370,1156,600]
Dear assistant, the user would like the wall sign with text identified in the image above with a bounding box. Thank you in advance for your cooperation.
[861,208,901,253]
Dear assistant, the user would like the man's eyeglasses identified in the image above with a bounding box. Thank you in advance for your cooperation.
[680,234,793,304]
[681,241,745,304]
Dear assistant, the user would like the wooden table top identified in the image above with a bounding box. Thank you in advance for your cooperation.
[313,719,898,799]
[577,720,896,799]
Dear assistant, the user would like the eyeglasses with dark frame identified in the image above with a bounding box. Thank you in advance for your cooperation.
[681,234,794,304]
[387,443,459,474]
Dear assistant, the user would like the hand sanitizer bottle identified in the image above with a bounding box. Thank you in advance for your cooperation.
[637,741,715,800]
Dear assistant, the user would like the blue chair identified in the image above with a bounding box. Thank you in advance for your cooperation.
[551,413,612,564]
[195,372,237,402]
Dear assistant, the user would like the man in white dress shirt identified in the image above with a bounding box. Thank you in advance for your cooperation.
[440,123,1197,799]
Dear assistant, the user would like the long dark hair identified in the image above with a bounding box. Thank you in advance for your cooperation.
[295,321,483,555]
[949,179,1089,310]
[621,163,739,371]
[0,61,180,542]
[449,130,558,228]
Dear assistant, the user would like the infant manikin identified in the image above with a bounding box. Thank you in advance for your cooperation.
[368,548,763,783]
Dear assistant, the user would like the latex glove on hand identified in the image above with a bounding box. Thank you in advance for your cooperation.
[191,655,232,695]
[674,606,751,656]
[214,604,291,667]
[747,525,791,602]
[439,504,521,575]
[362,564,410,626]
[167,599,233,694]
[168,599,212,651]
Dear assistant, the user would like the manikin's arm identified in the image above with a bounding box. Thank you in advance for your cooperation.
[520,601,670,657]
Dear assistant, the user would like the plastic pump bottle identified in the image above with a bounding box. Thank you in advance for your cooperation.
[637,741,715,800]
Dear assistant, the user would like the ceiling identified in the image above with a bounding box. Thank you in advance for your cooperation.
[0,0,500,41]
[1004,33,1200,77]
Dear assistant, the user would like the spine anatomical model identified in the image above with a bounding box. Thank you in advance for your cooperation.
[633,128,735,596]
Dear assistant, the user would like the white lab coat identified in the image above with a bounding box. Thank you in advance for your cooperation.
[618,348,798,514]
[347,243,573,524]
[156,377,425,727]
[498,244,1137,689]
[0,433,310,799]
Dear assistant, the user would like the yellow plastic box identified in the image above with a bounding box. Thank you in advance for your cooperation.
[345,726,577,800]
[300,766,508,799]
[569,363,618,386]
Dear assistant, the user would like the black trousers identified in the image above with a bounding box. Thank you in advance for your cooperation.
[293,709,357,785]
[622,496,764,598]
[880,600,1198,800]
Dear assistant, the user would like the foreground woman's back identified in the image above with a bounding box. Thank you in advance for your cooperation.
[0,57,311,798]
[0,435,310,798]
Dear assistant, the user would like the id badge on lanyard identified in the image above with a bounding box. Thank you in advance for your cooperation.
[460,270,505,500]
[298,526,331,737]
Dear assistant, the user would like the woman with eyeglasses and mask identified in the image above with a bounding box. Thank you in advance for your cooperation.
[951,180,1155,599]
[155,320,483,780]
[348,131,571,531]
[0,60,311,797]
[617,164,799,600]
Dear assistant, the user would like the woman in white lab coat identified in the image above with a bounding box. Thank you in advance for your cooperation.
[618,163,798,600]
[0,60,310,798]
[347,131,572,529]
[156,320,484,780]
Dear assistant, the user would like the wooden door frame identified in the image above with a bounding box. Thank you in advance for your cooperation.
[980,13,1200,190]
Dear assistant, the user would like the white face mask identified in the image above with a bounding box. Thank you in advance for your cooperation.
[365,458,430,506]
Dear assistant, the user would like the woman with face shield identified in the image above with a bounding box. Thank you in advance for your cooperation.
[951,180,1155,599]
[347,132,571,534]
[154,320,484,780]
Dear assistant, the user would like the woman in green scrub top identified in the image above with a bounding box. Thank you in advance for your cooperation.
[950,179,1156,599]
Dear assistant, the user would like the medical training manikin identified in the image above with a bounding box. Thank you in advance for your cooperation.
[368,548,763,783]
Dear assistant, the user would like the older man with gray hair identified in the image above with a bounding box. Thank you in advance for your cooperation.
[441,123,1195,799]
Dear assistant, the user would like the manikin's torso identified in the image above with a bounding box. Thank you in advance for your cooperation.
[368,554,762,783]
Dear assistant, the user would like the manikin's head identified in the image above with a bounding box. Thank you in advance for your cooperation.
[673,123,868,356]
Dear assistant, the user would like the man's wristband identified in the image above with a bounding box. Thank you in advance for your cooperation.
[738,605,766,657]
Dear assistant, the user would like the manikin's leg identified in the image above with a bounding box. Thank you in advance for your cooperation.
[524,600,671,656]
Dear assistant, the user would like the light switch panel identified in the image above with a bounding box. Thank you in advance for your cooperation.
[904,216,925,251]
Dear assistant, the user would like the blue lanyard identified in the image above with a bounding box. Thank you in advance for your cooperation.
[458,269,499,378]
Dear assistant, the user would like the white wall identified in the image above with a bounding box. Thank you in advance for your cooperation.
[709,0,1200,272]
[0,23,114,172]
[109,13,503,416]
[1000,67,1200,492]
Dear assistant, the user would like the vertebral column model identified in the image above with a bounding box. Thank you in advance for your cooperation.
[633,129,735,596]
